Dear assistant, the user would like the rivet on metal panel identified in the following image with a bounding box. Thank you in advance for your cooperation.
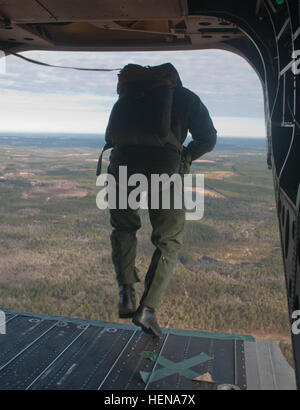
[106,327,118,333]
[28,318,40,323]
[56,321,68,327]
[77,324,88,329]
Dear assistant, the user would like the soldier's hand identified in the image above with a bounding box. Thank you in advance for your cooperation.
[179,147,192,174]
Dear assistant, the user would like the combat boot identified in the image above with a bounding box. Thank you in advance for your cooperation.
[132,305,162,338]
[118,284,136,318]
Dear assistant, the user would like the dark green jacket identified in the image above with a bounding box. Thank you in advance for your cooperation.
[171,86,217,161]
[102,85,217,177]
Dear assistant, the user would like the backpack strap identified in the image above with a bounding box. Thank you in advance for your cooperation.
[96,142,113,176]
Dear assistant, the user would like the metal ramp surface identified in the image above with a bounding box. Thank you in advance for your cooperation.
[0,309,296,390]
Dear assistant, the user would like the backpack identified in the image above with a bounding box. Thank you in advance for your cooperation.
[105,63,182,150]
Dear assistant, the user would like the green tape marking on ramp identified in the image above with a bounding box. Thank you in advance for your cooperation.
[140,351,212,384]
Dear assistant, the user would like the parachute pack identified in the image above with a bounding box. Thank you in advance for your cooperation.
[96,63,183,176]
[105,63,183,150]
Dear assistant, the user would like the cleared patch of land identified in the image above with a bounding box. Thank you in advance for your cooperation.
[22,180,89,200]
[204,171,237,180]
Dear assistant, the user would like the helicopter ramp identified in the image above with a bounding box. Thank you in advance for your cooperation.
[0,309,296,390]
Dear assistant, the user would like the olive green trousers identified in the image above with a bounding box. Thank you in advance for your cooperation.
[109,185,185,310]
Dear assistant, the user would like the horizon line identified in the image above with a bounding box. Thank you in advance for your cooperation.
[0,132,266,139]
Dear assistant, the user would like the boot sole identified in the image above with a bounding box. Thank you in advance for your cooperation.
[132,317,162,338]
[119,311,135,319]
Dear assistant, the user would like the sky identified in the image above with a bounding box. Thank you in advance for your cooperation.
[0,49,266,138]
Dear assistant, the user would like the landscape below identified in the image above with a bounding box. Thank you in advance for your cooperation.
[0,134,293,367]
